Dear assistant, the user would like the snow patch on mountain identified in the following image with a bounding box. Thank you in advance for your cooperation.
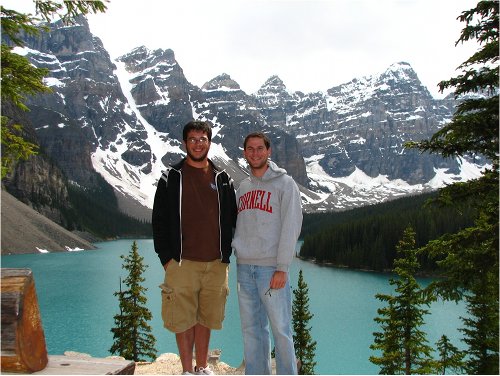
[91,60,183,208]
[427,157,487,189]
[304,154,486,211]
[208,143,233,163]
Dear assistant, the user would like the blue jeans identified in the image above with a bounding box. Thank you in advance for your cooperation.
[237,264,297,375]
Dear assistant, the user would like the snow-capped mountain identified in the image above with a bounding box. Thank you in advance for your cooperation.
[6,16,486,217]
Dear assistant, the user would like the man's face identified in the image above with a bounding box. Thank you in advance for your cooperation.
[244,137,271,170]
[184,130,210,163]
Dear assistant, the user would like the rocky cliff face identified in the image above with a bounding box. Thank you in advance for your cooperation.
[117,46,197,144]
[254,62,462,184]
[19,16,149,187]
[4,16,486,216]
[1,101,73,227]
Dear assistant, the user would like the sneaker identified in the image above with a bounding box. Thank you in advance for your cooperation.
[182,372,194,375]
[195,365,215,375]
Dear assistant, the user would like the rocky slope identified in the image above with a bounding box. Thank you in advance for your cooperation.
[1,190,95,255]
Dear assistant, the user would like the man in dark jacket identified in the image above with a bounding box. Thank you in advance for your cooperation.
[152,120,237,375]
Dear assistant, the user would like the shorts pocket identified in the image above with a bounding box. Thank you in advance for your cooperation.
[160,283,175,329]
[216,286,230,327]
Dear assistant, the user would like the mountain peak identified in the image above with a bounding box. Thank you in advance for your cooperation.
[389,61,413,70]
[202,73,241,91]
[52,13,90,29]
[261,75,286,90]
[382,61,418,80]
[119,46,176,63]
[326,61,431,105]
[256,75,291,97]
[378,61,431,98]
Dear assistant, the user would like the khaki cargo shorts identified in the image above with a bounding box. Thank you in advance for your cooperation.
[160,259,229,333]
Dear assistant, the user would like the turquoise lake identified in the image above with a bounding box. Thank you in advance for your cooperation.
[1,239,467,374]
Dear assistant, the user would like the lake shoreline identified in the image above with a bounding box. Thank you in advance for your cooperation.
[296,255,444,278]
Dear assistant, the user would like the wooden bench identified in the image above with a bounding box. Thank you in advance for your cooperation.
[1,268,135,374]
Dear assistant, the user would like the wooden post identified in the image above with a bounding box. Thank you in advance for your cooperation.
[1,268,48,373]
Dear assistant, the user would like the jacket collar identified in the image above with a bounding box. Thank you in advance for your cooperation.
[171,158,221,173]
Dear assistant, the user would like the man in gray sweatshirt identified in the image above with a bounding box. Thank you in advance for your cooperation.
[232,132,303,375]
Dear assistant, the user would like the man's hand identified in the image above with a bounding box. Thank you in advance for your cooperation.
[270,271,287,289]
[163,260,171,271]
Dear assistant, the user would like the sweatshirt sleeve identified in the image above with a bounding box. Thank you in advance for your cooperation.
[152,173,172,266]
[276,176,303,272]
[229,176,238,228]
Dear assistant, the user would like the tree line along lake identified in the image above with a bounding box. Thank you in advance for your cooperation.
[1,239,466,374]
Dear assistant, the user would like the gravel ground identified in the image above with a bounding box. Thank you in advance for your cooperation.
[134,353,244,375]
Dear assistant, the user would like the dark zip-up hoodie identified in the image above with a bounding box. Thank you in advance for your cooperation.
[152,158,237,266]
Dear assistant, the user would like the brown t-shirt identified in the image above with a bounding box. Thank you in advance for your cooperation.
[181,163,220,261]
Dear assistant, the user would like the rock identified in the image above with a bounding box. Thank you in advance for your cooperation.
[63,351,91,359]
[134,352,243,375]
[155,353,180,363]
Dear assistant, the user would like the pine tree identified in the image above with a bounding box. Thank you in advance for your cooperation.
[292,269,317,375]
[109,241,157,361]
[460,273,499,374]
[371,299,404,374]
[435,335,465,375]
[406,2,499,373]
[370,227,434,374]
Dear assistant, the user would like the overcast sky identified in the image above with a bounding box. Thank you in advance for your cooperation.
[9,0,480,98]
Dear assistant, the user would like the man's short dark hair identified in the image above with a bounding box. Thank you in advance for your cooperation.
[183,120,212,142]
[244,132,271,149]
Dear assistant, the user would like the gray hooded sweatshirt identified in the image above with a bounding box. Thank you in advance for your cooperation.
[232,160,303,272]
